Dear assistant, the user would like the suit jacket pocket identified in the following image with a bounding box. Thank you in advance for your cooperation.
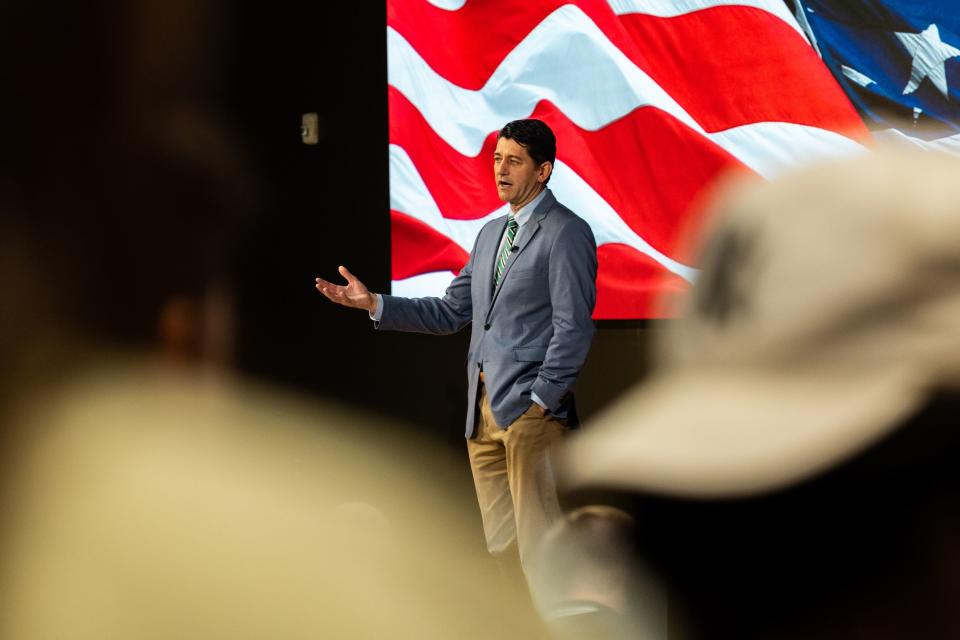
[514,346,548,362]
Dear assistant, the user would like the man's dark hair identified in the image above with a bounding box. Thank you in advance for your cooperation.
[497,119,556,183]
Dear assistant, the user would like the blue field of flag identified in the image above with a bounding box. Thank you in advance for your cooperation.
[797,1,960,140]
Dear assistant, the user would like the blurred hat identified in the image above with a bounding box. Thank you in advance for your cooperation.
[564,149,960,499]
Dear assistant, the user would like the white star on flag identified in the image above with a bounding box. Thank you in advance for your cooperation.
[895,23,960,99]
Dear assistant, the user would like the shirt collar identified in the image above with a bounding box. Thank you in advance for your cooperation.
[510,188,548,228]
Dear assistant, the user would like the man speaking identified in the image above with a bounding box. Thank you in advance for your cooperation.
[316,119,597,581]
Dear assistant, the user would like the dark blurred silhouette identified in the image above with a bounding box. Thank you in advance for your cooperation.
[0,1,253,376]
[0,4,550,638]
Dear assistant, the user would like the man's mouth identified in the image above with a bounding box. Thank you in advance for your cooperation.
[498,180,512,187]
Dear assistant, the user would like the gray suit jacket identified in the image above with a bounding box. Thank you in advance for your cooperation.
[377,190,597,437]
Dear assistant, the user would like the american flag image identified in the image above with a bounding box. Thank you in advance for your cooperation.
[387,0,870,319]
[796,0,960,154]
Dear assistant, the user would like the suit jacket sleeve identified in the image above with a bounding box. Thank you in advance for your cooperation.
[375,240,476,336]
[531,218,597,411]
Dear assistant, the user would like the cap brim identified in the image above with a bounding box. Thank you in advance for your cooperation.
[561,364,924,499]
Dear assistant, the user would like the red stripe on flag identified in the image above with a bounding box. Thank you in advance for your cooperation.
[594,243,690,319]
[616,8,869,135]
[391,210,469,280]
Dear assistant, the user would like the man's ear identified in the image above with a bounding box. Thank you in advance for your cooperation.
[539,161,553,183]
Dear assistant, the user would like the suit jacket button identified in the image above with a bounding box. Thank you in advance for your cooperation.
[484,323,490,330]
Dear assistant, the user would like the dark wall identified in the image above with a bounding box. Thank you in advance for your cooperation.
[226,3,654,450]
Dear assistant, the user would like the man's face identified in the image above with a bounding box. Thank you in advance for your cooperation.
[493,137,551,207]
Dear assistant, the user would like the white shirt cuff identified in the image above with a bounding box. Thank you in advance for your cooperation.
[531,392,548,411]
[369,294,384,321]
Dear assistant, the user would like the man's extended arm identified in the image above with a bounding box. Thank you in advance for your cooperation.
[373,248,474,335]
[316,238,478,336]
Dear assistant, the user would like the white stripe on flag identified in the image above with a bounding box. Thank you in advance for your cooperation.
[392,271,462,298]
[424,0,467,10]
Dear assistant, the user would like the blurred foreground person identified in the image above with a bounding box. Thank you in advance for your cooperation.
[529,506,666,640]
[562,149,960,639]
[0,366,550,639]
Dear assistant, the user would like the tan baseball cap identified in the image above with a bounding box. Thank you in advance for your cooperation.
[564,149,960,499]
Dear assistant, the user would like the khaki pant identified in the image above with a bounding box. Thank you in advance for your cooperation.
[467,384,568,573]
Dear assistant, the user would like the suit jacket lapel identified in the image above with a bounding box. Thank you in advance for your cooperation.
[479,215,507,307]
[486,190,555,318]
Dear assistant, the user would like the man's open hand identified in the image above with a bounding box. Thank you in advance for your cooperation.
[315,266,377,314]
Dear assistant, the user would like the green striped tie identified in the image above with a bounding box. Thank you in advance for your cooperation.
[494,215,519,288]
